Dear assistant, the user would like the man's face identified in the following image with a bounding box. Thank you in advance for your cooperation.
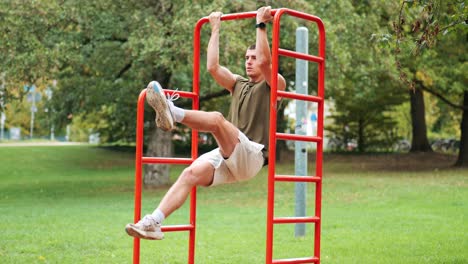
[245,48,261,78]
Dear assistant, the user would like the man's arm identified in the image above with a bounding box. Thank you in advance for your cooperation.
[256,6,286,95]
[207,11,238,92]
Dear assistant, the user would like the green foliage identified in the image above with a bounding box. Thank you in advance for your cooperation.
[0,0,464,152]
[324,1,407,152]
[68,105,118,142]
[426,93,462,140]
[386,0,467,153]
[391,0,467,100]
[1,0,299,142]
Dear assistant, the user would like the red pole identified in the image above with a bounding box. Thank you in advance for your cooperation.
[315,17,326,263]
[266,8,286,264]
[133,89,146,264]
[187,17,206,264]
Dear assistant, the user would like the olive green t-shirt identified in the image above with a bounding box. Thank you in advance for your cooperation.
[227,76,271,158]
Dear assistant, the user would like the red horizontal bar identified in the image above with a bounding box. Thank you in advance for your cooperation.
[272,256,319,264]
[273,216,320,224]
[221,11,257,21]
[142,157,193,165]
[279,48,324,63]
[198,9,279,23]
[163,89,198,100]
[281,8,325,26]
[161,224,194,232]
[275,175,321,183]
[276,133,322,143]
[277,90,323,103]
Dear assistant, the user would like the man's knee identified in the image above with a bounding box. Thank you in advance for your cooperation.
[178,166,210,186]
[210,111,226,133]
[178,159,215,187]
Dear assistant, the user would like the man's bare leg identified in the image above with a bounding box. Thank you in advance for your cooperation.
[126,82,241,240]
[156,109,239,216]
[157,159,214,217]
[181,110,239,157]
[145,81,240,157]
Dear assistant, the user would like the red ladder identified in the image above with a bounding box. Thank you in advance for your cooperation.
[266,9,326,264]
[131,8,325,264]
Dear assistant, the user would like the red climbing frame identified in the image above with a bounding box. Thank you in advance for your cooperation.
[131,8,325,264]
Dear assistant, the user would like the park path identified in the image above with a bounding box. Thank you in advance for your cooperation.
[0,142,88,147]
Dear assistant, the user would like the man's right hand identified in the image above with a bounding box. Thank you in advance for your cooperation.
[209,12,222,30]
[256,6,273,24]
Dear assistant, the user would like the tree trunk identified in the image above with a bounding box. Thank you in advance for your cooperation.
[144,126,172,187]
[455,91,468,167]
[409,87,432,152]
[144,70,172,187]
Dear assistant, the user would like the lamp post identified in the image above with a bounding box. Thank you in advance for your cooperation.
[26,85,41,140]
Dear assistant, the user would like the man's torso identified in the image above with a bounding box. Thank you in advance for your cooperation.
[228,76,271,157]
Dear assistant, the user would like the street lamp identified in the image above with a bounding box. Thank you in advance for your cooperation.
[26,84,41,139]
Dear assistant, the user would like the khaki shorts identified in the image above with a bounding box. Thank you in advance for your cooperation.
[197,131,265,186]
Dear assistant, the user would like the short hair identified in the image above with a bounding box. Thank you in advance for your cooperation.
[248,44,256,50]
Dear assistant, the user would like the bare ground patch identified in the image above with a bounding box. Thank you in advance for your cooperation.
[278,150,459,172]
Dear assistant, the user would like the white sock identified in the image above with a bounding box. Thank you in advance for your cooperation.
[168,101,185,122]
[151,208,166,224]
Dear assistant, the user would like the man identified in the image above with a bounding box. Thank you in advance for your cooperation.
[125,6,286,240]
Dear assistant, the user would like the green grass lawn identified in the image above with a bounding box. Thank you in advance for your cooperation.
[0,146,466,263]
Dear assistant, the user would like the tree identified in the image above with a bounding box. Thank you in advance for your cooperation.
[0,1,61,113]
[391,0,467,165]
[425,25,467,166]
[0,0,299,185]
[323,0,407,152]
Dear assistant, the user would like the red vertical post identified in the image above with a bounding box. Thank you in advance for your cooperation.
[187,17,206,264]
[133,90,146,264]
[314,19,326,262]
[266,8,284,264]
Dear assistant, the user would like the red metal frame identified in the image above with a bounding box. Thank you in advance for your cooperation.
[132,8,325,264]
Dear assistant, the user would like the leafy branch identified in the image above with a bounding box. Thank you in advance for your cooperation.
[393,0,465,91]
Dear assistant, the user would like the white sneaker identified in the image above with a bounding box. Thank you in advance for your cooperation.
[125,214,164,240]
[146,81,176,131]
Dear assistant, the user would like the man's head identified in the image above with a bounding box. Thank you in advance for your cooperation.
[245,44,263,81]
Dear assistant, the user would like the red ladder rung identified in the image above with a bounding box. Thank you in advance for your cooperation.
[279,48,324,63]
[142,157,193,165]
[272,256,319,264]
[161,224,195,232]
[275,175,321,183]
[273,216,320,224]
[276,133,322,143]
[277,90,323,103]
